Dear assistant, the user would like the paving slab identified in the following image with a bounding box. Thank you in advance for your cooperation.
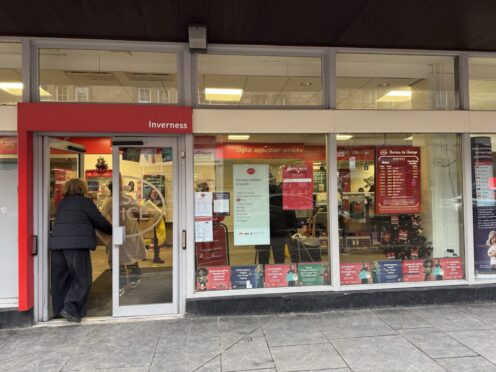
[271,342,347,371]
[457,303,496,325]
[261,313,328,346]
[314,310,397,339]
[221,336,274,371]
[332,334,445,372]
[435,356,496,372]
[447,329,496,364]
[373,308,432,329]
[62,321,162,370]
[399,328,478,358]
[410,305,492,332]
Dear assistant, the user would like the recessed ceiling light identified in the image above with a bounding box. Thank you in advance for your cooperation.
[205,88,243,102]
[228,135,250,141]
[377,83,390,87]
[336,135,353,141]
[0,82,51,97]
[403,136,413,141]
[300,81,313,87]
[377,88,412,103]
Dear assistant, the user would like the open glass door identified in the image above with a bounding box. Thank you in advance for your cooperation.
[111,137,178,316]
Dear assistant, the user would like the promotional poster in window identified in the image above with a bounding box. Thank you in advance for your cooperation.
[471,137,496,274]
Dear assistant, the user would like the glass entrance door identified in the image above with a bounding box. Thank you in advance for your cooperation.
[111,137,178,316]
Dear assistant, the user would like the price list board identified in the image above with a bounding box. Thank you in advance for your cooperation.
[375,146,421,214]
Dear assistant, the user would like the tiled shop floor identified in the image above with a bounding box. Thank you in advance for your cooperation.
[2,304,496,371]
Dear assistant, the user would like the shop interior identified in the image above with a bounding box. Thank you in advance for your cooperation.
[48,137,174,317]
[337,133,465,284]
[193,134,330,289]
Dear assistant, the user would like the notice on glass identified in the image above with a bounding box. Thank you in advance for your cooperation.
[340,262,365,285]
[194,192,213,242]
[378,260,403,283]
[297,263,329,286]
[196,266,231,291]
[233,164,270,245]
[402,260,426,282]
[231,265,264,289]
[375,146,421,214]
[213,192,230,215]
[282,165,314,210]
[264,264,297,287]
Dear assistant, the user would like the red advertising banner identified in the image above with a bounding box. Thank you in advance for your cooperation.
[196,266,231,291]
[340,262,366,285]
[222,143,304,160]
[375,146,421,214]
[402,260,425,282]
[0,136,17,155]
[438,258,464,280]
[264,264,297,287]
[282,165,314,210]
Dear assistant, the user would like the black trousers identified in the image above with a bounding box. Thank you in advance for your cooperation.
[51,249,92,318]
[257,235,287,264]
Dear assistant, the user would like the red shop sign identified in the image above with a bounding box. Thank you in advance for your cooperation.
[0,136,17,155]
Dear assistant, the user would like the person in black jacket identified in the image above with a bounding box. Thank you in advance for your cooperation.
[256,183,297,264]
[50,178,112,322]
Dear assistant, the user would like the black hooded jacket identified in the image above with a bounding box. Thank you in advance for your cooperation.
[49,195,113,250]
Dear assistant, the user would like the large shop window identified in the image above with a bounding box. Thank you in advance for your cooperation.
[197,55,323,106]
[469,58,496,110]
[337,134,464,285]
[193,134,329,291]
[0,43,22,105]
[39,49,178,104]
[471,135,496,278]
[0,136,18,300]
[336,53,458,110]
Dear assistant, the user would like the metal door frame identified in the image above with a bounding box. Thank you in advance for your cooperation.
[111,136,180,317]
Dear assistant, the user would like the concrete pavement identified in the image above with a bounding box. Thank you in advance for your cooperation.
[2,303,496,371]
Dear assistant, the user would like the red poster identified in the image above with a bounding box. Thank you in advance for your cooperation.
[402,260,425,282]
[0,136,17,155]
[340,262,364,285]
[375,146,421,214]
[195,266,231,291]
[264,264,295,287]
[282,165,314,210]
[438,258,464,280]
[195,224,228,267]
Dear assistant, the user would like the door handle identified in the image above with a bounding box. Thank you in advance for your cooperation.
[114,226,125,245]
[182,230,187,250]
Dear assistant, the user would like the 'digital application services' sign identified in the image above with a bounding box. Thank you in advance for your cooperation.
[233,164,270,246]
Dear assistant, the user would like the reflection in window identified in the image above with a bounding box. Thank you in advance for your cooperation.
[0,43,22,105]
[39,49,178,104]
[337,133,464,285]
[469,58,496,110]
[193,134,329,291]
[336,53,458,110]
[197,55,323,106]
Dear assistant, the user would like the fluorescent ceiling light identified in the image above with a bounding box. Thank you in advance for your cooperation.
[403,136,413,141]
[228,135,250,141]
[377,88,412,103]
[205,88,243,102]
[0,82,51,97]
[336,135,353,141]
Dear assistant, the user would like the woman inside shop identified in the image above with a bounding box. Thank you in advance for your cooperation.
[49,178,112,323]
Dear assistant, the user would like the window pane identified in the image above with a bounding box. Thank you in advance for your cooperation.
[469,58,496,110]
[336,53,458,110]
[194,134,329,291]
[39,49,178,104]
[0,43,22,105]
[470,135,496,277]
[337,134,464,285]
[197,55,322,106]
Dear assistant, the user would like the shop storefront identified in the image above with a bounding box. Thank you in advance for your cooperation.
[2,38,496,323]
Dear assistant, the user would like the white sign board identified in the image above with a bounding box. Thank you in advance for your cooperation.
[233,164,270,245]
